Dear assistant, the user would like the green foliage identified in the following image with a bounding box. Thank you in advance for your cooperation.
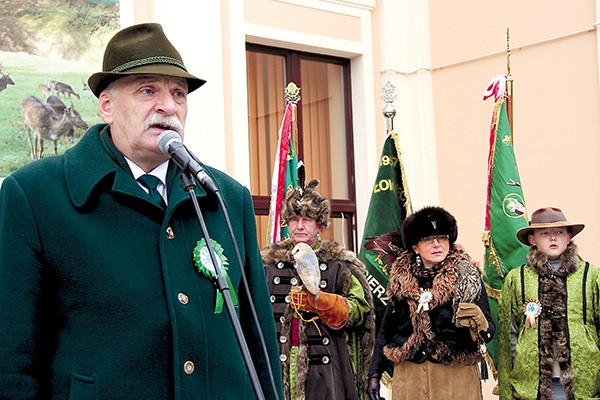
[1,0,119,60]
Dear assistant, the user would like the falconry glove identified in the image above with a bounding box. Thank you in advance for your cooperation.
[289,287,318,313]
[307,291,348,330]
[289,289,349,330]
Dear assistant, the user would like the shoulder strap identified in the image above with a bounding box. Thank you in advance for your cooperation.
[518,264,527,327]
[582,261,590,324]
[520,264,526,305]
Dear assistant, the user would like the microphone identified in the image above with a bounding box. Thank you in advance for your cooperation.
[157,130,218,194]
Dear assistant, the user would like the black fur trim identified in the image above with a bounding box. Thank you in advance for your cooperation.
[402,206,458,250]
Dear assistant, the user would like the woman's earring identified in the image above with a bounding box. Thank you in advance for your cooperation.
[416,254,422,267]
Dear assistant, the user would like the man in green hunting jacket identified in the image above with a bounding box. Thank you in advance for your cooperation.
[0,23,283,400]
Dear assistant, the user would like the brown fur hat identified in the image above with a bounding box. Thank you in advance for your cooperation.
[281,179,330,229]
[402,206,458,250]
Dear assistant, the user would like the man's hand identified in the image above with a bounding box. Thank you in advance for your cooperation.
[307,291,349,329]
[289,288,317,313]
[366,375,382,400]
[288,288,349,329]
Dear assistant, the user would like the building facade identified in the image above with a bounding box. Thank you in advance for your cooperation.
[121,0,600,398]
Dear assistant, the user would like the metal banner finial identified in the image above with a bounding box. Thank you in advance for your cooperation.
[381,81,397,104]
[381,81,397,132]
[506,28,511,79]
[285,82,301,104]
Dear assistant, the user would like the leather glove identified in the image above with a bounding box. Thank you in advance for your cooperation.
[455,302,489,332]
[289,289,349,329]
[289,288,317,313]
[307,291,349,330]
[366,375,382,400]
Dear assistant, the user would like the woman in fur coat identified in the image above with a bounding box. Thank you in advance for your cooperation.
[367,206,495,400]
[262,180,375,400]
[498,207,600,400]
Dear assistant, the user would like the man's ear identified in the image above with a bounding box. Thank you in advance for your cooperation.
[528,234,535,246]
[98,92,113,124]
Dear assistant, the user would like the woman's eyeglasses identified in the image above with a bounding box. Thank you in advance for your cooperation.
[419,235,450,245]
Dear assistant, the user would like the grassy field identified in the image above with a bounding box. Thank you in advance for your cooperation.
[0,50,105,177]
[0,0,117,177]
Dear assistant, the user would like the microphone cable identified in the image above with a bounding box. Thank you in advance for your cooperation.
[187,149,282,400]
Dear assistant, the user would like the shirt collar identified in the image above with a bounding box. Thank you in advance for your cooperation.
[126,158,169,186]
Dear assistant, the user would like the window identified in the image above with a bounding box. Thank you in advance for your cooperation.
[246,44,357,250]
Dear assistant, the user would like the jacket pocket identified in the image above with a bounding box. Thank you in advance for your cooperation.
[70,373,96,400]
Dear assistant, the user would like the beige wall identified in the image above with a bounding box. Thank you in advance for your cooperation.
[127,0,600,263]
[429,0,600,264]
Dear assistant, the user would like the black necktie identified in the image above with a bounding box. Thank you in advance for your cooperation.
[137,174,166,209]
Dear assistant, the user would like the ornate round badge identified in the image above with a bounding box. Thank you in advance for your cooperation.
[523,300,542,329]
[417,290,433,312]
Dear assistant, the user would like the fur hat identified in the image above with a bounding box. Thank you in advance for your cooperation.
[402,206,458,250]
[516,207,584,245]
[88,23,206,97]
[281,179,330,229]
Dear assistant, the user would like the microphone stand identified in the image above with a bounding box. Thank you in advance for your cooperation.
[179,172,266,400]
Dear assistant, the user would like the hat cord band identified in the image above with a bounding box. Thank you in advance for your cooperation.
[111,56,187,73]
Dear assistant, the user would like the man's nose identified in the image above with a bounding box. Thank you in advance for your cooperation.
[155,92,177,114]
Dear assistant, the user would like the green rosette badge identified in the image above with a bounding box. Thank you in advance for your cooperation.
[193,238,238,314]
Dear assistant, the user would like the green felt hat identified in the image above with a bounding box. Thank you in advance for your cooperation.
[88,23,205,97]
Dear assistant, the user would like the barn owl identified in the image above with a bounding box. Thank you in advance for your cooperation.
[291,242,321,299]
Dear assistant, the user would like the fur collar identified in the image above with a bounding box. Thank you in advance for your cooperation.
[261,238,360,265]
[526,242,580,399]
[527,242,580,277]
[387,248,459,307]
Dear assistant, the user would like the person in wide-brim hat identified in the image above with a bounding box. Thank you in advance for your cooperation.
[88,23,206,97]
[498,207,599,400]
[516,206,584,245]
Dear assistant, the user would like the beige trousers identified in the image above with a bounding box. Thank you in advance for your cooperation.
[391,361,483,400]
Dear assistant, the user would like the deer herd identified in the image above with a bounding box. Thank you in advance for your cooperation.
[0,61,90,160]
